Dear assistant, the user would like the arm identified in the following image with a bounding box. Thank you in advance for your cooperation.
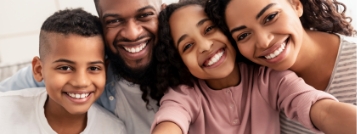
[0,65,44,92]
[150,85,200,134]
[152,121,182,134]
[310,99,356,134]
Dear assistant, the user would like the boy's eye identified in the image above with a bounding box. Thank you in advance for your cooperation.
[204,25,215,34]
[237,33,251,41]
[264,12,278,24]
[58,66,72,71]
[183,43,193,52]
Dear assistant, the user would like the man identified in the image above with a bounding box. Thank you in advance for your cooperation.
[0,0,167,133]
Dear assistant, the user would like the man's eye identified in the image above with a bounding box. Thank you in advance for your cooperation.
[139,12,154,18]
[237,33,250,41]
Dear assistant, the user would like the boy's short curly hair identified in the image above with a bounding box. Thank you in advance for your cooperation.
[39,8,103,58]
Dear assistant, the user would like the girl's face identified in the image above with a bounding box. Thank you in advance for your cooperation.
[225,0,304,70]
[169,5,236,80]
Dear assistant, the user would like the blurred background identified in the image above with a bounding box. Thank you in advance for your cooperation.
[0,0,356,80]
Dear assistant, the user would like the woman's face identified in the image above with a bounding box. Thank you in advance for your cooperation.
[225,0,304,70]
[169,5,236,80]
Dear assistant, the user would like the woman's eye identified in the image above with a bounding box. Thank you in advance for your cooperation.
[183,43,193,52]
[237,33,250,41]
[264,12,278,23]
[205,25,215,34]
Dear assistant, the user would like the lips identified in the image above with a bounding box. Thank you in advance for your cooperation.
[122,40,148,53]
[203,48,225,67]
[260,37,289,60]
[66,92,91,99]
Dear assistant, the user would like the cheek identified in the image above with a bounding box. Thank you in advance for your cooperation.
[237,44,253,59]
[104,28,119,46]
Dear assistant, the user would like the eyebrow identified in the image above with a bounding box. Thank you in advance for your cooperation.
[53,59,104,65]
[176,18,210,47]
[230,25,247,34]
[256,3,276,19]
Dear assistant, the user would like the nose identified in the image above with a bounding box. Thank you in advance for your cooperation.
[121,20,143,41]
[70,70,91,88]
[254,30,273,49]
[198,37,213,53]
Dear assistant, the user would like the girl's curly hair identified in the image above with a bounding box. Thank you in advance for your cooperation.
[155,1,202,98]
[205,0,356,36]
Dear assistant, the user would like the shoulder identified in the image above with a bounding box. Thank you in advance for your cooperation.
[338,34,357,46]
[86,103,125,133]
[0,87,46,99]
[238,63,297,83]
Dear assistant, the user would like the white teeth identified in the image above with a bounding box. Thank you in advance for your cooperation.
[265,42,286,59]
[67,93,90,99]
[207,50,224,66]
[123,42,147,53]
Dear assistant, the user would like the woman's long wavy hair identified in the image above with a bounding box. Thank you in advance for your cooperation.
[205,0,356,36]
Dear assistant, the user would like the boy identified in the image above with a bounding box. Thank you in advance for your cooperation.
[0,8,125,134]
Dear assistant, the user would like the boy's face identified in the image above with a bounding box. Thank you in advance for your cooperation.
[32,33,106,115]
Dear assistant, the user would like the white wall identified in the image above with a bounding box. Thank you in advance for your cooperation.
[0,0,355,65]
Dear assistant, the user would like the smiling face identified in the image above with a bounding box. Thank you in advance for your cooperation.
[169,5,236,80]
[33,33,106,115]
[97,0,161,71]
[225,0,304,70]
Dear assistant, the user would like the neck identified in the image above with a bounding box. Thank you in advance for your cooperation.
[205,63,240,90]
[44,96,87,134]
[289,30,339,90]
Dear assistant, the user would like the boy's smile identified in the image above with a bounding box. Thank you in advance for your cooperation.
[33,33,106,115]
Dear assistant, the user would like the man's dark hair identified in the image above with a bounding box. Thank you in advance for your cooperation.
[39,8,103,58]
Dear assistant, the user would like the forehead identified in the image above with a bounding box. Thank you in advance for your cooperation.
[170,5,205,30]
[98,0,161,17]
[48,34,104,54]
[225,0,280,26]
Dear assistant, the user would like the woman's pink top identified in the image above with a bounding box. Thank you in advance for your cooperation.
[151,63,337,134]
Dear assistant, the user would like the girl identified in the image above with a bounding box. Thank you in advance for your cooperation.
[151,1,356,134]
[205,0,356,133]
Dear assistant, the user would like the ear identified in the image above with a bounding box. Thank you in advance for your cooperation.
[161,3,167,10]
[32,56,44,82]
[290,0,303,17]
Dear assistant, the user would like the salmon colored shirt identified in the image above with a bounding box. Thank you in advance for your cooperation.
[151,63,337,134]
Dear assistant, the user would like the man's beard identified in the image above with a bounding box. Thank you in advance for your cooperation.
[106,48,156,85]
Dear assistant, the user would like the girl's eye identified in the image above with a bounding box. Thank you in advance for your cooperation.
[264,12,278,24]
[237,33,251,41]
[183,43,193,52]
[89,66,101,71]
[58,66,72,71]
[204,25,215,34]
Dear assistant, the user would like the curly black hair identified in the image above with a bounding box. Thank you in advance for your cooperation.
[205,0,356,36]
[39,8,103,59]
[41,8,102,36]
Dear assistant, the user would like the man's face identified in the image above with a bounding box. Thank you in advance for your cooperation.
[97,0,161,71]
